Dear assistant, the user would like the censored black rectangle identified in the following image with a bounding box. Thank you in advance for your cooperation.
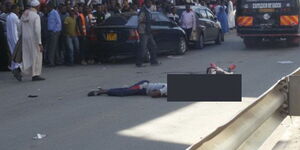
[167,74,241,102]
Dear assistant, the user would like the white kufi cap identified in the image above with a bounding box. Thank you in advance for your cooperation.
[30,0,40,7]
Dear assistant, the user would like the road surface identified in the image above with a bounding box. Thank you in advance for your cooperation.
[1,31,300,150]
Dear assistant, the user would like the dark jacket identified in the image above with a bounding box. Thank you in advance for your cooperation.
[138,6,152,34]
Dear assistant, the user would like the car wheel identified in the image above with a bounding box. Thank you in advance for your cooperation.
[196,33,204,49]
[215,31,222,45]
[176,37,187,55]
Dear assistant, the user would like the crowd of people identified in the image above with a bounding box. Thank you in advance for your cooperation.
[0,0,235,81]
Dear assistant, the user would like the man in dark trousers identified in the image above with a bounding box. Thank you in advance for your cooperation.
[136,0,160,67]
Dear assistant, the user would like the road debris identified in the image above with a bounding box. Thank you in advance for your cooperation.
[278,60,294,64]
[28,95,38,98]
[33,133,46,140]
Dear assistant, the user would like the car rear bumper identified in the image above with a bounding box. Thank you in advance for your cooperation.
[93,41,139,56]
[237,27,300,38]
[238,33,300,37]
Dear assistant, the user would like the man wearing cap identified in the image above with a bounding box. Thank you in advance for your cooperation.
[14,0,45,81]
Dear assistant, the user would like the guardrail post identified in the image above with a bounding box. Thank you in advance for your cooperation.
[288,75,300,116]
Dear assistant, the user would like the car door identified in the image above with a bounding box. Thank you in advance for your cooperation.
[206,9,219,40]
[151,13,176,52]
[195,8,212,41]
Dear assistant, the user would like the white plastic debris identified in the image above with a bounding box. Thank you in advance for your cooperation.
[277,61,294,64]
[33,133,46,140]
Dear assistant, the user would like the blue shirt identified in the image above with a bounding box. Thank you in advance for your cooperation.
[48,9,61,32]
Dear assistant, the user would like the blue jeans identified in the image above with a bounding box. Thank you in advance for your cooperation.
[107,80,150,96]
[66,36,79,64]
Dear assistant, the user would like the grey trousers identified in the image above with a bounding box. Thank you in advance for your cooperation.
[136,34,158,65]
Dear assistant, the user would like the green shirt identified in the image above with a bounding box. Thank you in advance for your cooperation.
[64,16,77,36]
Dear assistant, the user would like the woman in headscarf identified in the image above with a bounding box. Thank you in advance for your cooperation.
[215,0,229,35]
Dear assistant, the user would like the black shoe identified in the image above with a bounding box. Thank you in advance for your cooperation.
[12,68,22,81]
[151,61,161,66]
[32,76,45,81]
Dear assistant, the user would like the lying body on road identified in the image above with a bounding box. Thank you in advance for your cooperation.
[88,80,167,98]
[206,64,236,74]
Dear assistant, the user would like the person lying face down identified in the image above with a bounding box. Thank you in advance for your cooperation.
[88,80,167,98]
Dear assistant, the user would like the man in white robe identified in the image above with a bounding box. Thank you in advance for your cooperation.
[227,0,235,29]
[15,0,45,81]
[6,4,21,71]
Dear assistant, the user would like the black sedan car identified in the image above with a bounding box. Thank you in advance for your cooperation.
[91,12,188,60]
[175,5,223,49]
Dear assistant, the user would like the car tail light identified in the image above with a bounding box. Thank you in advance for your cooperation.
[128,29,140,41]
[237,16,253,27]
[280,15,299,26]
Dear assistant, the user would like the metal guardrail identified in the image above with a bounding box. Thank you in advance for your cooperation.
[187,68,300,150]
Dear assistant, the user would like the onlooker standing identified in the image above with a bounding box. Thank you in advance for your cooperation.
[136,0,160,67]
[85,7,96,64]
[64,9,79,65]
[122,2,131,12]
[6,5,21,71]
[58,4,69,64]
[77,7,88,65]
[38,6,49,64]
[215,1,229,38]
[179,4,196,41]
[93,5,105,25]
[47,3,62,67]
[103,6,111,20]
[227,0,235,29]
[167,6,179,24]
[17,0,45,81]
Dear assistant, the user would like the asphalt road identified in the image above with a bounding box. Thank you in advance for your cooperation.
[1,31,300,150]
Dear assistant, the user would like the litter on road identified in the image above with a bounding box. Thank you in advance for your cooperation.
[277,61,294,64]
[32,133,46,140]
[28,95,38,98]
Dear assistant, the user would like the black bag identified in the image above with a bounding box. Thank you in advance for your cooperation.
[12,35,22,63]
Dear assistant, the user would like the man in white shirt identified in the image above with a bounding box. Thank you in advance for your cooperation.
[6,4,21,71]
[180,4,196,41]
[88,80,167,97]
